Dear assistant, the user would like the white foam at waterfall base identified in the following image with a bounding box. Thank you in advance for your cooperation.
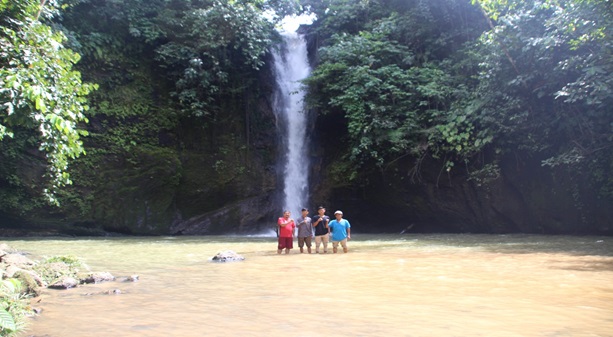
[272,31,311,217]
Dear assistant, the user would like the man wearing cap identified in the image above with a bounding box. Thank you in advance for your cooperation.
[311,206,330,253]
[296,208,313,253]
[328,210,351,253]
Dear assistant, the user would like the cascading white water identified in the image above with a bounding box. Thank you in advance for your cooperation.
[272,31,311,216]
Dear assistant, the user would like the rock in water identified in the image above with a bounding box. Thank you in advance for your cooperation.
[48,276,79,289]
[126,275,139,282]
[211,250,245,262]
[81,271,115,284]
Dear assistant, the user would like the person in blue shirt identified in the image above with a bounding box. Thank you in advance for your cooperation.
[328,210,351,253]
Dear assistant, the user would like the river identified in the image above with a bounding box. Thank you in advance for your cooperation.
[6,234,613,337]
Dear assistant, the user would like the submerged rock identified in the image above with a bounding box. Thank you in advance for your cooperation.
[117,275,139,282]
[83,289,122,296]
[211,250,245,262]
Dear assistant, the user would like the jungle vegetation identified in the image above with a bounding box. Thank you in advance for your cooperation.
[0,1,611,332]
[0,0,611,235]
[303,0,612,196]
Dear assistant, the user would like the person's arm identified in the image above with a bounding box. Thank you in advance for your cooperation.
[278,218,293,227]
[312,217,321,227]
[346,220,351,240]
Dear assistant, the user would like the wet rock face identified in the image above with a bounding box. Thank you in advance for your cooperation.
[170,194,277,235]
[319,154,613,235]
[211,250,245,263]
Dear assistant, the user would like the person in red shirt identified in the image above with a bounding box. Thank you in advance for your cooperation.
[277,210,295,254]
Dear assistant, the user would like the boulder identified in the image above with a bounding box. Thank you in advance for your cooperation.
[4,265,22,278]
[48,276,79,289]
[81,272,115,284]
[13,271,42,297]
[211,250,245,262]
[1,253,35,268]
[0,243,17,253]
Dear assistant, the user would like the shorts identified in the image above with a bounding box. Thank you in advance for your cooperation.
[332,238,348,249]
[315,234,329,246]
[298,236,312,248]
[278,237,293,250]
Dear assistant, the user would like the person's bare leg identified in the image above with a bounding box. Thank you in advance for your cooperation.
[343,247,348,253]
[307,247,312,254]
[277,249,282,254]
[300,247,304,253]
[285,248,290,254]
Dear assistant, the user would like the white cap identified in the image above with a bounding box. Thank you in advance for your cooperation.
[334,210,343,215]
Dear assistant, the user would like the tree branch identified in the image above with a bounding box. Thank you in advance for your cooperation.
[36,0,48,21]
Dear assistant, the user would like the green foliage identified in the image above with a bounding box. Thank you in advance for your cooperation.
[0,278,25,336]
[305,29,418,166]
[0,129,48,217]
[0,0,279,231]
[305,0,612,197]
[152,0,278,117]
[469,0,613,190]
[43,255,83,265]
[0,1,313,230]
[0,308,16,335]
[302,0,388,37]
[0,0,97,205]
[305,0,487,175]
[33,255,87,285]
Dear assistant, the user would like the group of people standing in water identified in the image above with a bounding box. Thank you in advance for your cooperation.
[276,206,351,254]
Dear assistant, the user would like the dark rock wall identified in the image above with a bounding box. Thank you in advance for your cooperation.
[312,154,612,235]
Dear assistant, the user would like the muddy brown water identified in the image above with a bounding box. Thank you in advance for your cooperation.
[6,234,613,337]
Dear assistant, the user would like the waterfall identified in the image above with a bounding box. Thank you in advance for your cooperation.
[272,31,311,217]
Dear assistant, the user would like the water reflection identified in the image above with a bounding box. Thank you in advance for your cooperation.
[5,234,613,337]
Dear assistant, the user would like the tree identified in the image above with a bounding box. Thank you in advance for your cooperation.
[303,0,487,178]
[0,0,96,204]
[152,0,287,118]
[468,0,613,194]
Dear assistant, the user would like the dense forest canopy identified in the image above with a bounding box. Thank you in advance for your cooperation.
[0,0,611,235]
[303,0,612,191]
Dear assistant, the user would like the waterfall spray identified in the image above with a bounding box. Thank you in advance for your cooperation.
[272,31,311,217]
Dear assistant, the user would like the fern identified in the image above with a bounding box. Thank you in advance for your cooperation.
[0,308,16,333]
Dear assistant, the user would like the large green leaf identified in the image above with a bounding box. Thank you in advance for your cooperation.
[0,308,16,332]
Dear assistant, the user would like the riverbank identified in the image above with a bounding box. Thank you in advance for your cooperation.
[0,226,127,238]
[0,243,124,336]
